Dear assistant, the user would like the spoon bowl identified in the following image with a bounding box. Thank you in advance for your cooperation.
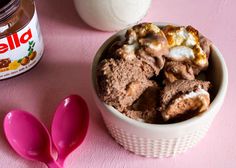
[4,110,61,168]
[51,95,89,166]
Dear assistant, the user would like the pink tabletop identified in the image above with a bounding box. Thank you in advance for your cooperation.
[0,0,235,167]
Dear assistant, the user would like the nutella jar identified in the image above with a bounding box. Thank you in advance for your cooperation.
[0,0,44,80]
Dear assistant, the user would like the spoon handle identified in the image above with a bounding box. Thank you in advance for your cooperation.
[56,155,65,167]
[47,160,63,168]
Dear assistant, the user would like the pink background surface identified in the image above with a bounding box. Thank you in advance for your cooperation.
[0,0,235,167]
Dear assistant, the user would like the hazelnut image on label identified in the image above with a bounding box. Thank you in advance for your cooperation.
[29,51,37,60]
[20,57,30,66]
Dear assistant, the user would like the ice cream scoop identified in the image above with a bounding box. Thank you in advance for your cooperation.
[160,80,211,121]
[51,95,89,167]
[3,110,61,168]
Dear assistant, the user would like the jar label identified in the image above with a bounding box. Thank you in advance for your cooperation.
[0,10,44,80]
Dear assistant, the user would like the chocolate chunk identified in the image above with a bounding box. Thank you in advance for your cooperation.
[124,83,164,123]
[200,35,212,59]
[0,58,11,68]
[163,61,195,83]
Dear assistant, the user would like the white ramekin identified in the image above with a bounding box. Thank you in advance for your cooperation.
[91,24,228,158]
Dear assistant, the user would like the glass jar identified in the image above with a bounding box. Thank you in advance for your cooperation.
[0,0,44,80]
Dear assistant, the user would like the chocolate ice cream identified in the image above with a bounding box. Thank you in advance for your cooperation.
[97,58,155,111]
[116,23,169,76]
[124,83,164,123]
[159,80,211,121]
[96,23,212,124]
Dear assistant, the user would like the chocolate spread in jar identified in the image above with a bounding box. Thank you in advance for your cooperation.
[0,0,44,80]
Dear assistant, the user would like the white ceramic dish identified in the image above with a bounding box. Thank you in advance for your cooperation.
[91,23,228,157]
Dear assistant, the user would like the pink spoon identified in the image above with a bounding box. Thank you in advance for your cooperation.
[3,110,61,168]
[51,95,89,166]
